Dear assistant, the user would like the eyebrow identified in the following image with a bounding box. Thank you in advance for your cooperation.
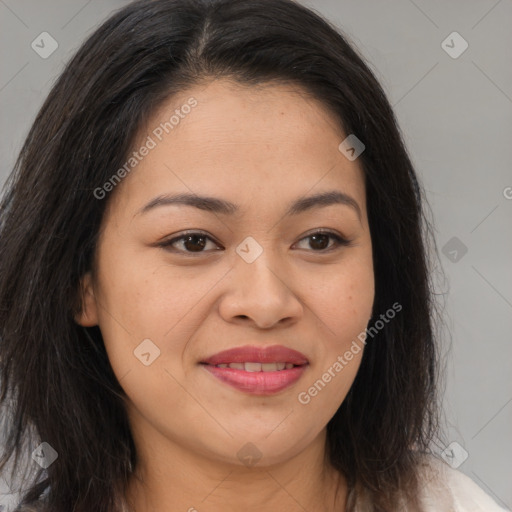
[136,190,362,222]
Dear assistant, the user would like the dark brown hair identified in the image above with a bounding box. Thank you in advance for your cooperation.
[0,0,445,510]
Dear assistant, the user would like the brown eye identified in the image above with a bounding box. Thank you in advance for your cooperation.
[294,231,352,252]
[180,234,208,252]
[308,233,330,250]
[159,231,221,254]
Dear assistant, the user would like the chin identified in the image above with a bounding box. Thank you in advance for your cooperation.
[208,431,311,469]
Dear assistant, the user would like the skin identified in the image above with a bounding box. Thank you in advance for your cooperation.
[76,79,375,512]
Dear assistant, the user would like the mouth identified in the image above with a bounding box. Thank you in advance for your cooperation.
[205,361,299,371]
[200,345,309,395]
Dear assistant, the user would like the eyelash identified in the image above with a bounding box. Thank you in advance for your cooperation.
[158,229,353,255]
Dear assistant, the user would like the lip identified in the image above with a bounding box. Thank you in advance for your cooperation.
[200,345,309,395]
[201,345,309,366]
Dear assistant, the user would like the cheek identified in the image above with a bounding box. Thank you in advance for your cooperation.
[309,259,374,342]
[93,248,226,376]
[295,263,372,421]
[96,248,202,334]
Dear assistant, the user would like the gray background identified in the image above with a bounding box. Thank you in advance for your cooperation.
[0,0,511,509]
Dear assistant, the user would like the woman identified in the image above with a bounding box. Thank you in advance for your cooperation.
[0,0,506,510]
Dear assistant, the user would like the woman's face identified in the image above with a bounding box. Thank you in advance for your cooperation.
[77,79,374,467]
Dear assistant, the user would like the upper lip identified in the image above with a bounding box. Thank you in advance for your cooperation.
[201,345,309,365]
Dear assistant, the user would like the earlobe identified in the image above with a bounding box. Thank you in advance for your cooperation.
[74,271,99,327]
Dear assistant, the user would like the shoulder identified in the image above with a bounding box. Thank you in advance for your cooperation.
[415,455,508,511]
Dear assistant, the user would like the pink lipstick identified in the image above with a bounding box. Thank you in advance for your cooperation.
[200,345,309,395]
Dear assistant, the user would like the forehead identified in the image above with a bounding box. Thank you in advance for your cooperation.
[108,79,366,219]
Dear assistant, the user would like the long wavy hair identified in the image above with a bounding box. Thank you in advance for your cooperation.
[0,0,446,510]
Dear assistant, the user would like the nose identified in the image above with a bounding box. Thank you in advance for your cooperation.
[218,248,303,329]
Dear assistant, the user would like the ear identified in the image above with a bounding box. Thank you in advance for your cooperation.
[74,271,99,327]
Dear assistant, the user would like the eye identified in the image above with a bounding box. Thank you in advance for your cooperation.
[293,230,353,252]
[158,229,352,255]
[159,231,222,254]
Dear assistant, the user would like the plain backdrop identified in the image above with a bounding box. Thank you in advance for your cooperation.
[0,0,511,510]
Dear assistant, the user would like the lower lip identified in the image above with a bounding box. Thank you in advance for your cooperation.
[201,364,308,395]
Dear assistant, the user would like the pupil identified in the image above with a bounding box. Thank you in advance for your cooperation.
[310,234,329,250]
[184,235,206,252]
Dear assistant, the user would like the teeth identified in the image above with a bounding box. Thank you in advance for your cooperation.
[244,362,262,372]
[214,362,296,371]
